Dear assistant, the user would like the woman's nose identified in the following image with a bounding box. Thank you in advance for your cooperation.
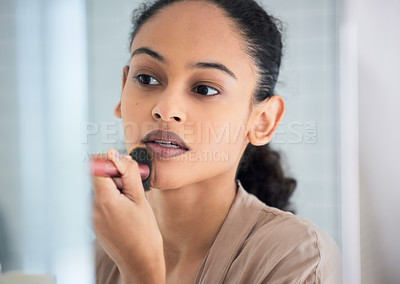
[151,90,186,123]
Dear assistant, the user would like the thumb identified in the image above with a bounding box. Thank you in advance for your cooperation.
[107,148,146,202]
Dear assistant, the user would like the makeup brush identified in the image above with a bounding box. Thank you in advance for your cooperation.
[91,147,152,191]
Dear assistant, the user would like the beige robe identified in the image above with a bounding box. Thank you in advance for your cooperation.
[96,180,341,283]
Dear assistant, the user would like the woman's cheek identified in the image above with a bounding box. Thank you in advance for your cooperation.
[122,121,141,144]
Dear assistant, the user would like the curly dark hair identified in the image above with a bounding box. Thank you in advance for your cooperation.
[236,144,296,211]
[128,0,296,211]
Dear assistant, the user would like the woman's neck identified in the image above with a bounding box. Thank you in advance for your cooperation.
[145,174,238,270]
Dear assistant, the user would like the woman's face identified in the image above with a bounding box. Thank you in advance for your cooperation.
[117,1,259,189]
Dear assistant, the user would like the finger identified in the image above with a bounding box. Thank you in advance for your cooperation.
[112,177,123,190]
[107,148,146,202]
[90,153,108,160]
[92,175,121,206]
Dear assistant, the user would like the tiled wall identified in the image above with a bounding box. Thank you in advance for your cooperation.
[86,0,142,154]
[265,0,339,243]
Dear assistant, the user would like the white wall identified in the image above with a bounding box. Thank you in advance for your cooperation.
[339,0,361,283]
[340,0,400,283]
[358,0,400,283]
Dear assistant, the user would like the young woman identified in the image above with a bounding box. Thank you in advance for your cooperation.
[92,0,341,283]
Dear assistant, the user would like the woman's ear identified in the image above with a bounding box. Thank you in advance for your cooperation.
[114,65,130,118]
[248,95,285,146]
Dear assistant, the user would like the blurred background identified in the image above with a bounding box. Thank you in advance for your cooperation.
[1,0,399,283]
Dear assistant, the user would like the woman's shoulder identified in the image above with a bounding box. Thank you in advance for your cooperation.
[253,204,341,260]
[235,181,339,248]
[255,203,339,253]
[235,181,340,256]
[222,182,342,283]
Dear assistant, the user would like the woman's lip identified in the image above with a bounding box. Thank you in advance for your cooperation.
[143,130,189,150]
[145,141,188,159]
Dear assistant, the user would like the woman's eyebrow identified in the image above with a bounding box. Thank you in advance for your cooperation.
[131,47,166,63]
[130,47,237,80]
[189,62,237,80]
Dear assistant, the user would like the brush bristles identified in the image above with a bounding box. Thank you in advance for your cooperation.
[129,147,152,191]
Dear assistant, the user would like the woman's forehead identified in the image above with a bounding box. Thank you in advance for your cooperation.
[130,1,256,80]
[132,1,237,44]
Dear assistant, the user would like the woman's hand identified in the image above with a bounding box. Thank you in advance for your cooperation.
[92,148,166,284]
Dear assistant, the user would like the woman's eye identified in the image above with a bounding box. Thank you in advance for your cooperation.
[192,85,219,96]
[136,74,160,85]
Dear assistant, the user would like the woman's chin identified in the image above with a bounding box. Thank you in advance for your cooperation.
[148,174,185,191]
